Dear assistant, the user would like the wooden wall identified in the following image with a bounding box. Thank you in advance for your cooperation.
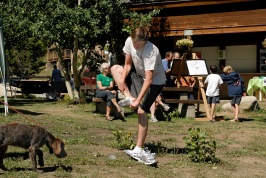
[149,9,266,37]
[129,0,266,37]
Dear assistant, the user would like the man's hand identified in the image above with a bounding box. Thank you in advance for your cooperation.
[118,81,129,95]
[118,81,124,90]
[130,99,139,109]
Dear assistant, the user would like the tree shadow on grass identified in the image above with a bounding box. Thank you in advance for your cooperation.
[145,141,186,155]
[2,98,52,107]
[4,152,72,173]
[224,117,255,122]
[38,164,72,173]
[11,165,72,173]
[0,108,45,116]
[239,117,255,122]
[5,152,29,160]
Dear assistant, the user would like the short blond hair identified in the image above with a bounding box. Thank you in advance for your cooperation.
[100,62,110,73]
[223,65,234,74]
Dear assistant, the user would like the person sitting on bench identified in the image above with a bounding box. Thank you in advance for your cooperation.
[178,75,196,100]
[96,62,122,121]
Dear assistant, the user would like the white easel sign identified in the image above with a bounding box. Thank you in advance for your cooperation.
[186,59,209,76]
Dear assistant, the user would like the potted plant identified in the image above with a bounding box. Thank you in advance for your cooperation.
[262,38,266,49]
[176,38,194,52]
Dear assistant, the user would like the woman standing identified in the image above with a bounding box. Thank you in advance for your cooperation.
[96,63,122,121]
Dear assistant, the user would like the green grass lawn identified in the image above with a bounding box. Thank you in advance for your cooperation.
[0,97,266,178]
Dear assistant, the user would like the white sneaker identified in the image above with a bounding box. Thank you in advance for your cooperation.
[162,104,170,112]
[124,149,142,162]
[142,147,157,165]
[124,148,157,165]
[150,116,158,123]
[118,97,133,107]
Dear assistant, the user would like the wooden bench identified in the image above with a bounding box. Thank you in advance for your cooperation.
[162,87,203,118]
[164,99,203,104]
[80,84,124,119]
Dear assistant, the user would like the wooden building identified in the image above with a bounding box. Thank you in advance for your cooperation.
[126,0,266,99]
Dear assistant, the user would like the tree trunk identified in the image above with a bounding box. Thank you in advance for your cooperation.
[72,35,80,99]
[55,44,74,99]
[65,80,73,98]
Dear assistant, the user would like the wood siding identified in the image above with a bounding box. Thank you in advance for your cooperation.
[149,9,266,37]
[129,0,253,10]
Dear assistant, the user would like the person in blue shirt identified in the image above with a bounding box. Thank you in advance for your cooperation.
[162,51,174,87]
[51,65,62,98]
[220,65,246,122]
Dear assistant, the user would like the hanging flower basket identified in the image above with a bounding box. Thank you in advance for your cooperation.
[176,38,194,52]
[262,38,266,49]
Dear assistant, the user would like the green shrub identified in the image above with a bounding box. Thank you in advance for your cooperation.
[168,108,180,119]
[183,127,219,163]
[112,130,135,150]
[62,94,75,104]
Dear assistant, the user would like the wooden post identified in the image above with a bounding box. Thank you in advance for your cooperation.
[175,53,187,88]
[197,83,201,113]
[196,77,211,120]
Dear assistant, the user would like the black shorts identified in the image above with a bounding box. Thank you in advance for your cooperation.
[140,84,164,113]
[126,71,164,113]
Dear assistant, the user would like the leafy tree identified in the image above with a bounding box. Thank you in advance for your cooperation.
[6,38,46,77]
[1,0,160,99]
[1,1,47,77]
[123,8,161,34]
[32,0,130,99]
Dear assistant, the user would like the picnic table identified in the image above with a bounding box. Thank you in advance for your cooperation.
[10,76,66,96]
[247,77,266,101]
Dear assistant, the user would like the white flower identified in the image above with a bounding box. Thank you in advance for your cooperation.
[176,39,194,48]
[262,39,266,49]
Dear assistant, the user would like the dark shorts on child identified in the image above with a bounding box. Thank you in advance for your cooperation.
[207,96,220,104]
[230,96,242,105]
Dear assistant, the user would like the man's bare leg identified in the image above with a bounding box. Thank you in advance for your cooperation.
[136,107,148,148]
[111,65,147,147]
[111,65,133,98]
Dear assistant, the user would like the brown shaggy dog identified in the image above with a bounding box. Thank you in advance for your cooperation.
[0,123,67,171]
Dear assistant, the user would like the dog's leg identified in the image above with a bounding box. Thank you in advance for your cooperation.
[29,146,38,171]
[0,146,9,171]
[36,149,44,167]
